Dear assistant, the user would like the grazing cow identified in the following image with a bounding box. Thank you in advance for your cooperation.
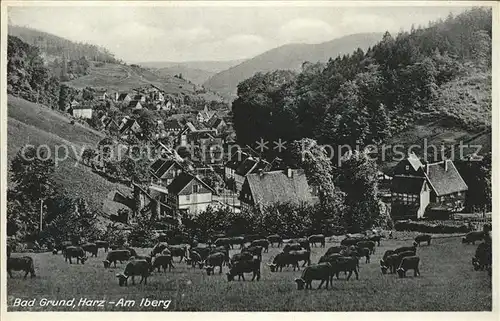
[60,241,73,255]
[95,240,109,253]
[472,242,492,271]
[152,254,175,272]
[124,247,138,258]
[226,257,261,281]
[241,246,263,261]
[330,256,359,281]
[131,254,152,266]
[103,250,131,268]
[214,237,234,249]
[340,237,362,246]
[210,245,230,265]
[357,241,376,254]
[394,244,417,255]
[250,239,270,253]
[64,246,87,264]
[188,251,202,268]
[81,243,98,257]
[150,242,169,257]
[228,236,245,248]
[397,256,420,277]
[318,253,342,264]
[298,238,311,251]
[203,252,225,275]
[414,234,432,246]
[230,252,253,267]
[267,234,283,247]
[308,234,326,248]
[167,245,188,263]
[244,234,262,243]
[325,245,346,256]
[462,231,485,245]
[116,259,151,286]
[190,246,211,260]
[283,243,303,253]
[384,251,416,274]
[269,250,311,272]
[368,234,382,246]
[7,256,36,279]
[356,247,371,263]
[295,263,332,290]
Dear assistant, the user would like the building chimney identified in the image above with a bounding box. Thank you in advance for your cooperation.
[444,159,448,171]
[287,168,292,178]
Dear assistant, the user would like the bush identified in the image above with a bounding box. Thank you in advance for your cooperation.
[394,220,470,233]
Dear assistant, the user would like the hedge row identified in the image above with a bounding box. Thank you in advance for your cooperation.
[394,220,471,234]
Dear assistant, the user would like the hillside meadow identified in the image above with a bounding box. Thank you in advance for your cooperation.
[7,95,130,213]
[7,235,491,311]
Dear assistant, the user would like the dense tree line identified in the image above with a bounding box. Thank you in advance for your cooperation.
[232,8,492,160]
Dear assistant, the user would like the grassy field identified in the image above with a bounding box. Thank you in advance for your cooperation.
[7,234,491,311]
[7,95,131,213]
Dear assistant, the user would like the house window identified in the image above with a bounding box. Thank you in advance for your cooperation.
[186,194,191,201]
[457,191,462,197]
[193,184,199,193]
[405,165,410,171]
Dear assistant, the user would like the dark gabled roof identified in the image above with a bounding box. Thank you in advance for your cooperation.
[235,157,258,176]
[391,176,426,194]
[117,93,130,101]
[164,119,183,130]
[128,100,142,108]
[72,105,92,110]
[249,159,271,174]
[245,169,312,208]
[168,172,215,195]
[133,94,144,100]
[150,159,182,178]
[119,118,140,134]
[424,160,468,196]
[208,117,225,128]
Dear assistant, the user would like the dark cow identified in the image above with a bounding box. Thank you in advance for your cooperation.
[325,245,347,256]
[81,243,98,257]
[229,236,246,248]
[308,234,326,248]
[250,239,270,253]
[230,252,253,266]
[214,237,234,249]
[318,253,342,264]
[368,234,382,246]
[64,246,87,264]
[210,245,230,265]
[340,237,363,246]
[383,251,416,274]
[190,246,211,260]
[241,246,263,261]
[414,234,432,246]
[283,243,303,253]
[357,241,376,254]
[95,240,109,253]
[7,256,36,279]
[356,247,371,264]
[394,244,417,254]
[150,242,169,257]
[462,231,485,245]
[267,234,283,247]
[330,256,359,282]
[125,247,138,258]
[131,254,152,266]
[226,257,261,281]
[60,240,73,255]
[203,252,225,275]
[152,254,175,272]
[116,259,151,286]
[397,256,421,277]
[472,242,492,272]
[188,251,203,268]
[103,250,131,268]
[167,245,188,262]
[269,250,311,272]
[295,263,332,290]
[298,238,311,251]
[244,234,262,243]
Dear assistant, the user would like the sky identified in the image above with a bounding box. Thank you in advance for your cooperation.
[8,4,473,63]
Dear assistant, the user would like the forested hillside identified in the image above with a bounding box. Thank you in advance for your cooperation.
[232,8,492,165]
[8,25,119,63]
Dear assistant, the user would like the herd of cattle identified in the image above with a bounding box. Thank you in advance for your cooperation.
[6,229,492,289]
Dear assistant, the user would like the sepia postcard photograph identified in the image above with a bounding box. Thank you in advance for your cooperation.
[0,0,497,315]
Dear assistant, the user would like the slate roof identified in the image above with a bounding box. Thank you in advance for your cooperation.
[164,119,183,130]
[150,159,182,178]
[226,151,250,170]
[168,172,214,195]
[390,176,426,194]
[235,157,259,176]
[424,160,468,196]
[128,100,142,109]
[117,93,130,101]
[119,118,140,134]
[245,169,312,207]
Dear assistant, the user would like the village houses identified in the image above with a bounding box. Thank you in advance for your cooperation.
[71,104,93,119]
[197,105,216,123]
[390,152,468,219]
